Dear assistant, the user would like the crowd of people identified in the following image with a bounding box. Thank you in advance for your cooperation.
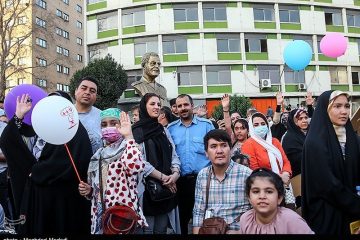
[0,54,359,236]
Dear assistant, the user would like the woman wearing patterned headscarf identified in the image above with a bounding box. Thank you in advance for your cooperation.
[78,108,147,234]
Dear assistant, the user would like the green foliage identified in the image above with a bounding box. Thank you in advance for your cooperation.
[69,54,128,110]
[212,95,252,121]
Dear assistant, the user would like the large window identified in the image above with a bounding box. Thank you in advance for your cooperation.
[284,66,305,83]
[98,12,118,31]
[35,17,46,28]
[217,34,240,52]
[87,0,104,4]
[126,70,142,89]
[177,66,203,86]
[163,35,187,54]
[203,3,226,21]
[134,37,158,57]
[347,10,360,27]
[351,67,360,84]
[174,4,198,22]
[88,43,108,60]
[258,65,280,84]
[253,4,274,21]
[279,5,300,23]
[206,65,231,85]
[56,46,69,56]
[57,83,69,92]
[324,9,342,26]
[329,67,348,84]
[122,8,145,27]
[245,34,267,52]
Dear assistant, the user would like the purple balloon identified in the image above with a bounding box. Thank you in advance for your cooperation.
[4,84,47,125]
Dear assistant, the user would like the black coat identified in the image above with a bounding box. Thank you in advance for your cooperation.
[302,90,360,235]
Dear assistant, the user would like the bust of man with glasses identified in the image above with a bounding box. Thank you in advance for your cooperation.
[131,52,169,106]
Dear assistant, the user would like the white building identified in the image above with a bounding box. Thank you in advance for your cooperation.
[85,0,360,113]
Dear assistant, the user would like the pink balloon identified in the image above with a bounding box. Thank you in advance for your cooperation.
[320,32,348,58]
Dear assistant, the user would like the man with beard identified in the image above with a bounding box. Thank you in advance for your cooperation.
[132,52,169,107]
[74,76,102,153]
[167,94,214,234]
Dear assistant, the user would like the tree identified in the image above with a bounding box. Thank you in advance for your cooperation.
[211,94,252,120]
[69,54,128,110]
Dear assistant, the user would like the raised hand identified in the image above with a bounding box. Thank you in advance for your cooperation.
[276,92,284,106]
[116,112,133,139]
[196,105,208,118]
[15,93,32,119]
[221,94,230,111]
[305,92,315,106]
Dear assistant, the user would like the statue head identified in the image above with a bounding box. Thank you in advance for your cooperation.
[141,52,161,81]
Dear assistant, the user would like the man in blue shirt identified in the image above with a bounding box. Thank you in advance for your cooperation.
[168,94,214,234]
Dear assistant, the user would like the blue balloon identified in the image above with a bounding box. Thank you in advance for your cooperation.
[283,40,312,71]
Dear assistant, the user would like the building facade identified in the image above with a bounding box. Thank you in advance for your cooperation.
[85,0,360,113]
[2,0,85,94]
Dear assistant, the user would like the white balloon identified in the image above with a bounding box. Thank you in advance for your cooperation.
[31,96,79,145]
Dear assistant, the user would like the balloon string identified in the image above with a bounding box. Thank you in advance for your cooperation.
[64,143,81,183]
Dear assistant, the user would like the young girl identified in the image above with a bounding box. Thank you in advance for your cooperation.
[78,108,147,234]
[238,168,313,234]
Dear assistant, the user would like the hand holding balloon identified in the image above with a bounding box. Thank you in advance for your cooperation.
[15,94,32,119]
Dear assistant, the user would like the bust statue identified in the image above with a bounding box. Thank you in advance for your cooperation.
[131,52,169,107]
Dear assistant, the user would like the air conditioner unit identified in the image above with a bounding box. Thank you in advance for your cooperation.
[298,83,307,90]
[260,79,271,89]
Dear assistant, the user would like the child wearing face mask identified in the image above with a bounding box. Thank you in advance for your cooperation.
[237,168,313,234]
[78,108,148,234]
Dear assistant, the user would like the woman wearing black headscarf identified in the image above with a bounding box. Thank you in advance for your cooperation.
[0,91,92,234]
[132,93,181,234]
[302,90,360,235]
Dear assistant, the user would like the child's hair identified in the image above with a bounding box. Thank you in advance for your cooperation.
[245,168,285,206]
[231,150,250,167]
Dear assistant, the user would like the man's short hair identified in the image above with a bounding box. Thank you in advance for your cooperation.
[160,106,173,123]
[131,104,140,112]
[76,76,99,90]
[141,52,160,68]
[169,98,177,107]
[204,129,231,151]
[176,94,193,105]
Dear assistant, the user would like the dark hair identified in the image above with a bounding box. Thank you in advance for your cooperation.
[144,93,160,105]
[176,94,193,105]
[169,98,177,107]
[49,90,72,103]
[231,150,250,167]
[131,104,140,112]
[232,118,249,133]
[76,76,99,89]
[251,112,269,127]
[160,106,174,123]
[245,168,285,206]
[204,129,231,151]
[230,111,242,118]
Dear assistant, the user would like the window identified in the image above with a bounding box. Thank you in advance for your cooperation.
[347,11,360,27]
[37,58,47,66]
[324,10,342,26]
[98,12,118,31]
[217,34,240,52]
[76,21,82,29]
[77,37,83,45]
[56,9,62,17]
[87,0,105,4]
[245,34,267,52]
[294,35,313,52]
[56,64,63,73]
[206,65,231,85]
[284,66,305,83]
[134,37,158,57]
[18,78,25,85]
[329,67,348,84]
[253,4,274,21]
[17,16,27,25]
[125,70,142,89]
[177,66,203,86]
[174,4,198,22]
[36,0,46,9]
[63,0,69,5]
[88,43,108,60]
[35,17,46,28]
[57,83,69,92]
[56,27,62,35]
[63,48,69,56]
[63,13,69,21]
[36,38,47,48]
[62,30,69,39]
[258,65,280,84]
[203,3,226,21]
[76,4,82,13]
[38,79,47,87]
[63,66,70,75]
[18,57,26,65]
[163,36,187,54]
[352,67,360,84]
[122,8,144,28]
[279,5,300,23]
[56,46,62,54]
[77,54,83,62]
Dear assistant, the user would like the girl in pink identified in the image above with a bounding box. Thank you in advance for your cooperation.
[238,168,313,234]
